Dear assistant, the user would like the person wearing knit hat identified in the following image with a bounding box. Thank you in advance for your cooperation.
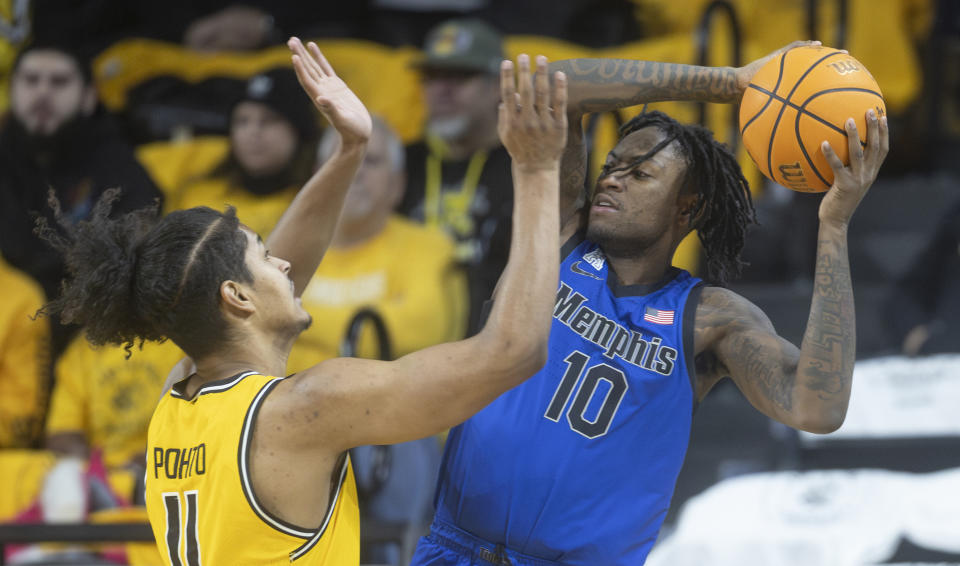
[158,66,322,238]
[234,67,319,143]
[223,67,320,186]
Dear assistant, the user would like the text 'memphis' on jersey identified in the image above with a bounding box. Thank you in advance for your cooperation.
[145,372,360,565]
[434,234,702,566]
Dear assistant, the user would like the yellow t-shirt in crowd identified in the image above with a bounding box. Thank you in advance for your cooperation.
[287,216,467,373]
[137,136,298,238]
[0,257,49,448]
[47,339,184,496]
[171,177,298,240]
[146,371,359,565]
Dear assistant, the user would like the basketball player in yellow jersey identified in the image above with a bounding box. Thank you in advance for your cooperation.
[37,37,569,565]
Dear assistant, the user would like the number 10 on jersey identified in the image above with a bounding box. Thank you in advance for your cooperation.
[544,351,628,439]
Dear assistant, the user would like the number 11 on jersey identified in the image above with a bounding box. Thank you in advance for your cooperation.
[544,351,629,439]
[162,490,201,566]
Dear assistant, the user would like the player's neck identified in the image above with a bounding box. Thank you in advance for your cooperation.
[603,244,677,287]
[191,339,291,389]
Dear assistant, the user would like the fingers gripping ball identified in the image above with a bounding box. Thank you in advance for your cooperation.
[739,45,886,193]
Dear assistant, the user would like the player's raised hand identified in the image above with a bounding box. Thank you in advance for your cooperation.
[735,40,824,95]
[498,54,568,170]
[819,109,889,225]
[288,37,371,147]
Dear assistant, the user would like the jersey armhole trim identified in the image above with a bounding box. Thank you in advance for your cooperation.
[289,454,350,561]
[237,377,316,539]
[683,282,704,415]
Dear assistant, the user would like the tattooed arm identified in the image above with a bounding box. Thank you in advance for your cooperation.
[549,41,818,237]
[693,110,888,433]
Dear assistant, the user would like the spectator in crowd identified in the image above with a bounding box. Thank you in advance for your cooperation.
[885,198,960,356]
[288,115,467,372]
[399,18,513,334]
[44,339,184,506]
[29,1,364,55]
[367,0,489,46]
[153,67,320,237]
[0,256,49,449]
[366,0,639,48]
[0,43,162,358]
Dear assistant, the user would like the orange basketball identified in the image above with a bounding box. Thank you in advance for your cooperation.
[739,45,885,193]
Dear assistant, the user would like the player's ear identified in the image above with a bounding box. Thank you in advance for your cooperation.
[220,279,256,318]
[676,191,699,223]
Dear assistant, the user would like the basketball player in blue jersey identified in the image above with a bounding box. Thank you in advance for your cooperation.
[412,42,889,566]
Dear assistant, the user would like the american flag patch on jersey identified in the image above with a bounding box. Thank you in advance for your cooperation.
[643,306,675,325]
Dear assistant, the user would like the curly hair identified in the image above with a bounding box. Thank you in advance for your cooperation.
[36,188,252,359]
[615,110,757,286]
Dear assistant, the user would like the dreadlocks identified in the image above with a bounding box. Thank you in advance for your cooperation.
[616,110,756,286]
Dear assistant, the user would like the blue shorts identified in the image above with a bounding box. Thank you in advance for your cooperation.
[410,518,566,566]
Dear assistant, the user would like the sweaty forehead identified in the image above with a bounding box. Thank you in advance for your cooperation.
[610,127,682,167]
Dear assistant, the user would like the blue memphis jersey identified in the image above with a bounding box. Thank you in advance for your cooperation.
[434,234,702,566]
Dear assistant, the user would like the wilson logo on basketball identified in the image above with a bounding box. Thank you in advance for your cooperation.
[779,162,811,191]
[827,60,861,75]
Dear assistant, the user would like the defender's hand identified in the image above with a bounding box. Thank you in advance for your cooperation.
[288,37,372,147]
[819,109,889,226]
[498,54,568,170]
[735,40,823,95]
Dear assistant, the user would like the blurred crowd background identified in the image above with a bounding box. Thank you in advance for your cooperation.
[0,0,957,564]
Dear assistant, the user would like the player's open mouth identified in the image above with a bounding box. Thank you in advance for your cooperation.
[592,194,620,211]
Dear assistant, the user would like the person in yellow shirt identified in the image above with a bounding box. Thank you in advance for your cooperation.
[37,40,568,566]
[287,117,466,373]
[162,66,320,238]
[0,256,49,449]
[45,339,184,502]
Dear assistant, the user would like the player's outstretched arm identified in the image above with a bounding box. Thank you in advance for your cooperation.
[548,41,819,233]
[264,55,567,449]
[550,40,819,116]
[266,37,372,295]
[696,110,888,433]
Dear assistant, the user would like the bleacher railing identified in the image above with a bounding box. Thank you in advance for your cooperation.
[0,520,407,565]
[695,0,743,152]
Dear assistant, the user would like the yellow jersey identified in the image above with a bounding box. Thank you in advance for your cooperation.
[145,372,359,565]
